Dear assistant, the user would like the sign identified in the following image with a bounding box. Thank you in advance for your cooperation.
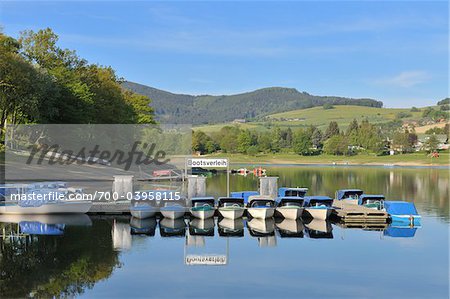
[186,158,228,168]
[185,254,227,266]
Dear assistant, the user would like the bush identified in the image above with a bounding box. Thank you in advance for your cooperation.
[410,107,420,112]
[323,103,334,110]
[396,112,412,119]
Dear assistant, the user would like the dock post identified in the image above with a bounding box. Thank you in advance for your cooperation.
[112,175,134,200]
[259,177,278,198]
[187,176,206,199]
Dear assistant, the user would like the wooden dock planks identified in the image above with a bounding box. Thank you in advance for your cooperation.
[331,200,388,223]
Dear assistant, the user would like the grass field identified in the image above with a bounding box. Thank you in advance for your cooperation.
[204,151,450,166]
[195,105,428,132]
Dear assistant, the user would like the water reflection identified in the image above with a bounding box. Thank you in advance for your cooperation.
[130,217,157,236]
[218,218,244,237]
[0,216,120,298]
[275,218,304,238]
[159,218,186,237]
[304,218,333,239]
[0,167,447,298]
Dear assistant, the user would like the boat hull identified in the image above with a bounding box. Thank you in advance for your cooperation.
[130,209,156,219]
[247,207,275,219]
[275,207,303,219]
[218,207,245,219]
[391,215,421,226]
[190,208,215,219]
[160,209,185,219]
[304,207,332,220]
[0,201,92,214]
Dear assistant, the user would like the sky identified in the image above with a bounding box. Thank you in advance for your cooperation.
[0,1,448,107]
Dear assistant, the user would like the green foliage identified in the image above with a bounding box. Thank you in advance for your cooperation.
[123,82,383,125]
[293,129,313,155]
[422,107,448,121]
[323,103,334,110]
[392,130,417,153]
[0,28,154,134]
[324,121,340,140]
[396,111,412,119]
[424,135,440,152]
[323,135,349,155]
[410,107,420,112]
[437,98,450,105]
[439,104,449,111]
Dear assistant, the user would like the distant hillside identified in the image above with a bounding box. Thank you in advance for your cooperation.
[195,105,423,132]
[122,81,383,125]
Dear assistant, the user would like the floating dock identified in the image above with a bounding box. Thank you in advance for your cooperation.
[331,200,388,224]
[88,201,131,215]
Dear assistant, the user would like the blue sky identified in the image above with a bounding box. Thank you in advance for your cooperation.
[1,1,448,107]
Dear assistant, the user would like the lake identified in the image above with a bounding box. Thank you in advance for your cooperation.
[0,166,448,298]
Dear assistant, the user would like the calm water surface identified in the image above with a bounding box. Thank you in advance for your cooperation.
[0,166,448,298]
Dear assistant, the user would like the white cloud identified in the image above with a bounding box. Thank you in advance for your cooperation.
[376,71,431,88]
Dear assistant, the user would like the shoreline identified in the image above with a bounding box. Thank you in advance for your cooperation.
[203,153,450,168]
[230,161,449,169]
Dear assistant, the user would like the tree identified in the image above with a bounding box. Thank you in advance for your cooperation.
[346,119,359,135]
[324,121,340,140]
[410,107,420,112]
[237,130,252,153]
[392,130,415,153]
[293,129,313,155]
[323,135,349,155]
[311,127,323,149]
[424,135,440,152]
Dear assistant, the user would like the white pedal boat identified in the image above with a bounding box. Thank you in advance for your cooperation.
[218,197,245,219]
[247,195,275,219]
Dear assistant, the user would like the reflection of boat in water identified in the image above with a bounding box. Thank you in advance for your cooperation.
[159,218,186,237]
[130,217,157,236]
[0,214,92,236]
[0,213,92,226]
[218,197,245,219]
[247,195,275,219]
[189,218,215,236]
[384,201,421,227]
[359,194,385,210]
[247,217,275,237]
[303,196,333,220]
[383,225,417,238]
[275,218,304,238]
[304,219,333,239]
[247,218,277,247]
[160,203,186,220]
[218,218,244,237]
[335,189,364,205]
[190,197,215,219]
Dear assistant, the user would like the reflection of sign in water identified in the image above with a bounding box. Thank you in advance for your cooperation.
[185,254,227,266]
[187,158,228,168]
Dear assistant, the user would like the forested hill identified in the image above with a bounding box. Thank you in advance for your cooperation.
[122,81,383,125]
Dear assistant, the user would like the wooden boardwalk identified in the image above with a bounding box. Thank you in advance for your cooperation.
[331,200,388,224]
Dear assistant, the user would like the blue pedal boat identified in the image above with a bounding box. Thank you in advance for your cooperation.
[384,201,421,227]
[359,194,385,210]
[335,189,364,205]
[303,196,334,220]
[278,187,308,198]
